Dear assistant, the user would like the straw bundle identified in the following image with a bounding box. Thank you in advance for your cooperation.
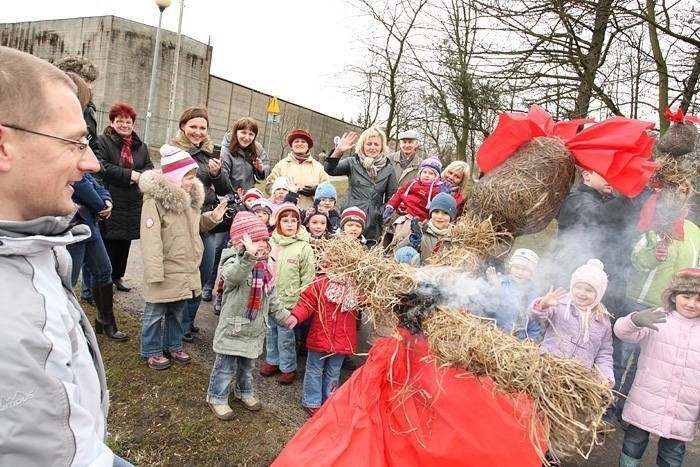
[425,213,513,272]
[656,122,698,157]
[650,154,698,192]
[421,309,613,461]
[465,137,576,236]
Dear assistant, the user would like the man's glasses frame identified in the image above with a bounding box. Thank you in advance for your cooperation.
[1,123,91,152]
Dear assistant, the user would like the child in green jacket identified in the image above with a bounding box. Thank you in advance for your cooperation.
[206,211,296,419]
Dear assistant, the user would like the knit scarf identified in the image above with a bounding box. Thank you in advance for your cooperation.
[324,273,360,312]
[119,134,134,168]
[358,153,388,180]
[291,151,310,164]
[246,257,273,320]
[398,152,414,169]
[425,219,450,237]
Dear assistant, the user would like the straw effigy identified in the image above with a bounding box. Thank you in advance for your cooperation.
[319,236,613,464]
[465,137,576,236]
[656,121,698,157]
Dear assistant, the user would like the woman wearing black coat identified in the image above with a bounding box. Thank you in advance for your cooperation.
[96,102,154,292]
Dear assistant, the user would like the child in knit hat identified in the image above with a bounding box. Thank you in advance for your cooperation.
[138,144,227,370]
[485,248,541,341]
[313,182,341,233]
[206,211,297,418]
[395,192,456,263]
[250,198,274,231]
[614,268,700,467]
[338,206,368,244]
[269,176,293,206]
[260,203,315,385]
[529,258,614,385]
[242,187,265,207]
[382,156,450,248]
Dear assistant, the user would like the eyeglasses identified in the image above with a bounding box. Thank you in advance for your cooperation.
[1,123,91,152]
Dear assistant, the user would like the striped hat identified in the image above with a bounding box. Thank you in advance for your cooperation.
[340,206,367,229]
[250,198,273,215]
[159,144,198,186]
[243,187,265,203]
[229,211,270,247]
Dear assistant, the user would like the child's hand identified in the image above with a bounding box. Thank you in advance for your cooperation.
[630,308,666,331]
[241,233,257,255]
[212,199,229,223]
[540,286,567,308]
[284,315,298,329]
[485,266,499,286]
[654,241,669,261]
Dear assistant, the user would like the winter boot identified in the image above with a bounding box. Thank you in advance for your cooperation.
[93,283,128,341]
[619,452,641,467]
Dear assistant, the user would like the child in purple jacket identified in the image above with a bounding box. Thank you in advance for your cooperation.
[614,268,700,467]
[529,258,614,385]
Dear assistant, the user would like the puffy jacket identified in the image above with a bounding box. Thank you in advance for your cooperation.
[615,310,700,441]
[269,228,316,309]
[529,295,614,384]
[139,171,219,303]
[386,178,443,221]
[266,154,330,209]
[627,219,700,307]
[213,247,290,358]
[0,216,113,466]
[96,127,154,240]
[291,274,360,355]
[395,219,454,264]
[325,154,397,243]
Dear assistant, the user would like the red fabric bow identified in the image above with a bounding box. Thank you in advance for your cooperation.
[477,105,657,197]
[664,108,700,124]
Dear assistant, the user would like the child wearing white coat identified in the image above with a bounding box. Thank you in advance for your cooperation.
[614,268,700,467]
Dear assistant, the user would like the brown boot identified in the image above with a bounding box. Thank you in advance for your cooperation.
[93,284,128,341]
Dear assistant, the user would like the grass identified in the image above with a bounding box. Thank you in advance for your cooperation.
[90,305,298,466]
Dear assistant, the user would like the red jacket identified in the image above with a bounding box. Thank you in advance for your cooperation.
[290,274,360,355]
[386,178,442,221]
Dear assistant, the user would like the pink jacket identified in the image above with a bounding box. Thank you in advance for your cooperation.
[614,310,700,441]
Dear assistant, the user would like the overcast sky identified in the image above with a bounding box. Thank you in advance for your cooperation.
[4,0,368,121]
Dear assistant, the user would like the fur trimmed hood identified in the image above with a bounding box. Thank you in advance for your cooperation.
[139,170,205,214]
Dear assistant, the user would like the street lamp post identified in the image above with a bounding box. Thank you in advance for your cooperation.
[143,0,172,146]
[165,0,185,142]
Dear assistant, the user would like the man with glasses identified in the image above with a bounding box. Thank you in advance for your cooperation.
[0,46,124,465]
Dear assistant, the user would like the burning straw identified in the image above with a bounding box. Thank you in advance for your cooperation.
[422,310,613,461]
[319,237,613,463]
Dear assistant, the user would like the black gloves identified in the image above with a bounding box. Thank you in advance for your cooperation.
[298,185,317,197]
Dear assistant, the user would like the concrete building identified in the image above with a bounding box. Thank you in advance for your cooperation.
[0,15,360,163]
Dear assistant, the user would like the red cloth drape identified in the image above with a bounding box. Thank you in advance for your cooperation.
[476,105,656,197]
[273,329,545,467]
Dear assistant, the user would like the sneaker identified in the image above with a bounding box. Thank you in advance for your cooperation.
[259,363,279,377]
[183,332,194,343]
[209,402,235,420]
[202,289,213,302]
[169,350,192,364]
[303,405,320,417]
[278,370,297,385]
[146,356,171,370]
[213,302,222,316]
[241,396,262,411]
[190,325,200,333]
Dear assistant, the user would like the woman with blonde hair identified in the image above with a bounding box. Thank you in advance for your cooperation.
[441,160,470,217]
[324,127,397,246]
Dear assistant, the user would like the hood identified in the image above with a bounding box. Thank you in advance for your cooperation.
[0,215,91,256]
[271,225,311,246]
[138,170,205,214]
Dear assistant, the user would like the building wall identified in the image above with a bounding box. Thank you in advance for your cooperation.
[0,15,359,164]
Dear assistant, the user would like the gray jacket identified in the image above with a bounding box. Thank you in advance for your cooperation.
[0,216,113,466]
[325,154,398,243]
[220,131,270,193]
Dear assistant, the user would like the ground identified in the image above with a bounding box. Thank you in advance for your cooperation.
[91,228,700,466]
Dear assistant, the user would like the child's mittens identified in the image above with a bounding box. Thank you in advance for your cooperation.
[382,205,394,219]
[439,181,453,194]
[284,315,298,329]
[630,308,667,331]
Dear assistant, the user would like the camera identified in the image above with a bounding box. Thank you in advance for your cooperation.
[224,192,248,219]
